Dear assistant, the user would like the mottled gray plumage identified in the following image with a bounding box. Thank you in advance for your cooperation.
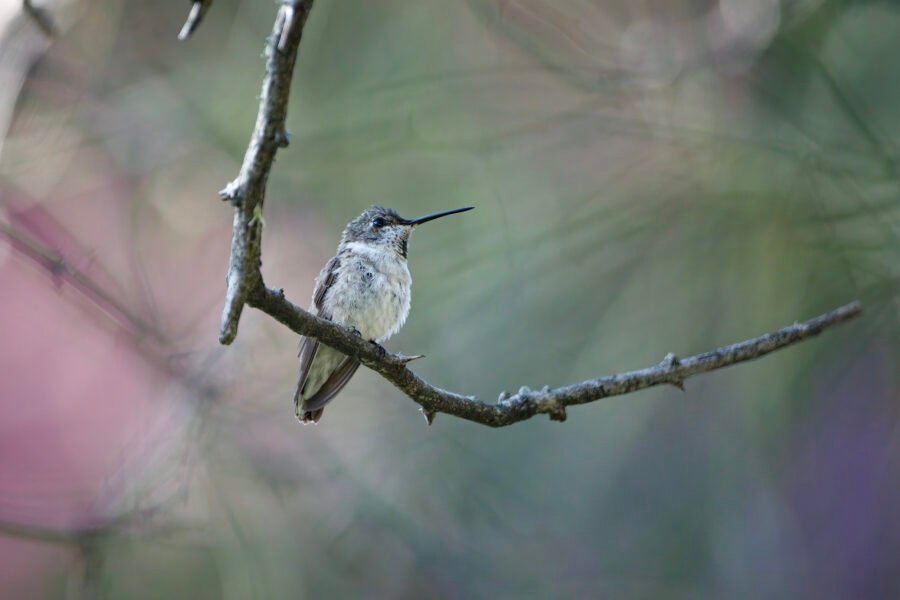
[294,205,473,423]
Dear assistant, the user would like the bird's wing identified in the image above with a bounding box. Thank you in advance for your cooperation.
[312,254,340,310]
[299,356,361,414]
[293,335,321,411]
[293,255,341,412]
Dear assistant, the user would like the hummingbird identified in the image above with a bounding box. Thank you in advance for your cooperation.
[294,205,474,423]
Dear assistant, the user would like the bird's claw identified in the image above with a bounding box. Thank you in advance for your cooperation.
[369,340,388,357]
[348,326,362,338]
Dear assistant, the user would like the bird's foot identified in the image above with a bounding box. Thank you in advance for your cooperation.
[369,340,388,358]
[348,326,362,338]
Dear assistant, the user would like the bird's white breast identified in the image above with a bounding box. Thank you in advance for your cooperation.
[326,242,411,343]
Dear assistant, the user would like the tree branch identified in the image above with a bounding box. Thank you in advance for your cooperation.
[214,1,863,427]
[217,0,313,344]
[248,286,861,427]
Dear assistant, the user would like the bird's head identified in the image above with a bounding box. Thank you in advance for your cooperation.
[341,205,473,258]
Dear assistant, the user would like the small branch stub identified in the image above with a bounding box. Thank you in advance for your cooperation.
[547,399,567,422]
[660,353,685,390]
[178,0,212,40]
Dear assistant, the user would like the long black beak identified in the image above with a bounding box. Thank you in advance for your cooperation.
[403,206,474,226]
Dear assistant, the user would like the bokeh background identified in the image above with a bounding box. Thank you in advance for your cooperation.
[1,0,898,598]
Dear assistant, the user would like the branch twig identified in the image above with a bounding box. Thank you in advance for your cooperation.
[0,221,165,343]
[215,1,863,427]
[178,0,213,40]
[217,0,313,344]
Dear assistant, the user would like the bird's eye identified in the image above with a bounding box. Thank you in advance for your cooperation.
[372,217,387,228]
